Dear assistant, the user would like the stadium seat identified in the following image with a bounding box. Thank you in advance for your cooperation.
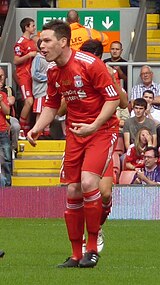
[114,135,125,155]
[119,170,136,185]
[113,152,121,184]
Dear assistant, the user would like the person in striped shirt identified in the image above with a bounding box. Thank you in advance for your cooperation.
[130,65,160,107]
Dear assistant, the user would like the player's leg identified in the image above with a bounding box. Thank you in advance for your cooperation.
[19,78,33,137]
[58,133,84,268]
[79,171,101,268]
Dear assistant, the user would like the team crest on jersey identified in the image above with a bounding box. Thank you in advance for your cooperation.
[74,75,83,88]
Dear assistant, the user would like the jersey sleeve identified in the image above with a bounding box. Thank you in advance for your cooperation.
[126,145,134,163]
[44,68,61,110]
[88,58,119,102]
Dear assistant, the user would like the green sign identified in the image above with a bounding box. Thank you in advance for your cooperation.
[37,10,120,32]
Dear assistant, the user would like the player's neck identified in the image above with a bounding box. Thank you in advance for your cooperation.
[56,48,72,67]
[23,31,32,39]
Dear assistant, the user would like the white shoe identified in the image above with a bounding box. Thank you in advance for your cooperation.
[18,130,26,140]
[12,150,16,160]
[97,228,104,253]
[82,234,86,255]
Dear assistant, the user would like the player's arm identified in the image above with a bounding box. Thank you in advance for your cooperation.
[27,106,57,146]
[123,132,130,150]
[14,51,37,65]
[0,94,10,115]
[70,99,119,137]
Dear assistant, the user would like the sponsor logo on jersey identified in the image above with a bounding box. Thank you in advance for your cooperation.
[77,90,87,99]
[74,75,83,88]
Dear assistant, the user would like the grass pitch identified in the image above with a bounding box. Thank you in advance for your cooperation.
[0,218,160,285]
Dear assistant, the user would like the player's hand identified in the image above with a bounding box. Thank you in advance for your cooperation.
[27,129,40,147]
[69,122,96,137]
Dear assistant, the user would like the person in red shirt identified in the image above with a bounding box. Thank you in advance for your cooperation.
[27,19,120,268]
[125,127,153,170]
[13,17,37,138]
[0,90,11,186]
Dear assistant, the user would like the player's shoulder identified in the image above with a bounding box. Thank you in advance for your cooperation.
[74,51,97,65]
[47,61,57,71]
[16,36,26,45]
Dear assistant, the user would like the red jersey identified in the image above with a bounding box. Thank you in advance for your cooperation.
[0,91,10,131]
[14,36,37,78]
[45,50,119,130]
[126,144,145,168]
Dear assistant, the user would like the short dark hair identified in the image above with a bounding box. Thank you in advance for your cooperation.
[110,41,122,49]
[37,39,42,50]
[20,18,34,33]
[133,98,147,110]
[42,19,71,46]
[80,39,103,58]
[145,146,159,158]
[142,89,154,98]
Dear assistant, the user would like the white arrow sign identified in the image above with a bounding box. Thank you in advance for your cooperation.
[102,16,113,29]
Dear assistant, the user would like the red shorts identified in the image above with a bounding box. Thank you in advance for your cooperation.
[60,128,118,184]
[33,96,46,113]
[18,77,33,100]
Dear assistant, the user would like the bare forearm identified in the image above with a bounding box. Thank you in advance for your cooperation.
[0,101,10,115]
[92,99,120,131]
[32,107,57,133]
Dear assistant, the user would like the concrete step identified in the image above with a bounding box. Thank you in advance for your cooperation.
[147,23,158,29]
[17,152,64,158]
[13,159,62,169]
[147,14,160,23]
[13,168,60,176]
[147,45,160,53]
[18,140,65,153]
[147,29,160,38]
[12,176,61,186]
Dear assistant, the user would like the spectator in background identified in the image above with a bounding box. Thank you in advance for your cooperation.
[13,18,37,139]
[0,89,11,186]
[133,146,160,185]
[66,9,109,51]
[103,41,128,92]
[0,67,20,159]
[130,65,160,107]
[31,38,51,138]
[125,127,153,170]
[123,98,157,150]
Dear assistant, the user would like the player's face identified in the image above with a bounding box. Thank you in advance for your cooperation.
[40,29,66,63]
[133,105,145,118]
[110,43,122,60]
[28,21,36,35]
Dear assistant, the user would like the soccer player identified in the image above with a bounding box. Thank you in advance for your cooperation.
[14,17,37,138]
[27,20,120,268]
